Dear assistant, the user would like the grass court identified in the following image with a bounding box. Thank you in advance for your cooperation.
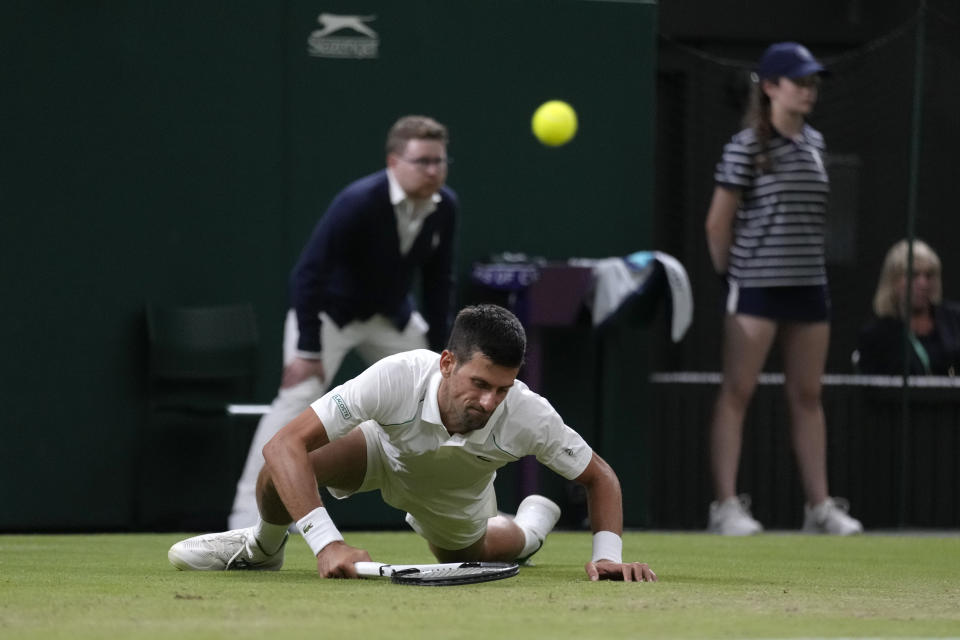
[2,530,958,639]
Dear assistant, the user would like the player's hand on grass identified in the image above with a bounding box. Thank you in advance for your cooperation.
[585,560,657,582]
[282,357,325,388]
[316,541,372,579]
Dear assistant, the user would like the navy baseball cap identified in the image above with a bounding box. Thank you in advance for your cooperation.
[757,42,825,79]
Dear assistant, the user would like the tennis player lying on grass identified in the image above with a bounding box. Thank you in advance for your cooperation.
[169,304,657,582]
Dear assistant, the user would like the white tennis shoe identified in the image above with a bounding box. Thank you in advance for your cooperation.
[168,527,288,571]
[802,497,863,535]
[708,495,764,536]
[514,494,561,564]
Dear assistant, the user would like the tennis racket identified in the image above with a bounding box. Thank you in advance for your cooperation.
[354,561,519,586]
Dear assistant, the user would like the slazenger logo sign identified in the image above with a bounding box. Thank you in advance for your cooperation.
[307,13,379,59]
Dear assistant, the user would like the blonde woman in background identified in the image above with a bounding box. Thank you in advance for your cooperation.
[857,239,960,376]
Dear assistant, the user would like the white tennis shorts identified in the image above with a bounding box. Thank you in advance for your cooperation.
[326,422,496,551]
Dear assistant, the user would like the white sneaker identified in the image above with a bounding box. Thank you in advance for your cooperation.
[168,527,288,571]
[708,495,763,536]
[802,497,863,535]
[514,494,561,564]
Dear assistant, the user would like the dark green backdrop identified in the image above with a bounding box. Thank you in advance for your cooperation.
[1,0,656,531]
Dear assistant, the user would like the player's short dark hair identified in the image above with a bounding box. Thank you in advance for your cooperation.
[446,304,526,369]
[386,115,448,155]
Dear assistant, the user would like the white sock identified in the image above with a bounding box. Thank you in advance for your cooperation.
[253,518,289,554]
[517,526,541,559]
[514,505,552,542]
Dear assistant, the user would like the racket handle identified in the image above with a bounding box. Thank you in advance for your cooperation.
[354,561,388,578]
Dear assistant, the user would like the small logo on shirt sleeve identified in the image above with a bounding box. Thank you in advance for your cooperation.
[332,394,353,420]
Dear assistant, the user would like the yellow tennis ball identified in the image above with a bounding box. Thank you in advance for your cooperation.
[531,100,578,146]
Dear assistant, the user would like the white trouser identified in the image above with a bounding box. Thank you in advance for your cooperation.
[228,309,429,529]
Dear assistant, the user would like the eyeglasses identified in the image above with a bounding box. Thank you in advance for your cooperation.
[399,156,452,169]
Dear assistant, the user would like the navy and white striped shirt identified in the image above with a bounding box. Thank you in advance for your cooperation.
[714,125,829,288]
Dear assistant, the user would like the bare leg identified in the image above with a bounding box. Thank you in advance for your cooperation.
[428,515,526,563]
[710,314,778,501]
[780,321,830,506]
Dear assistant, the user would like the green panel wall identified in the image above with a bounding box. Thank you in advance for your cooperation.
[282,0,657,265]
[0,0,656,531]
[2,1,289,530]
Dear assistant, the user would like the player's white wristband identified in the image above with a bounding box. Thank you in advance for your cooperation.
[297,506,344,556]
[591,531,623,564]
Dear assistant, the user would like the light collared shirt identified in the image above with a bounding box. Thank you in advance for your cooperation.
[386,169,441,255]
[311,349,593,522]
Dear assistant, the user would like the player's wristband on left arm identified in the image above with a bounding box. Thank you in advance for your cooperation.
[591,531,623,564]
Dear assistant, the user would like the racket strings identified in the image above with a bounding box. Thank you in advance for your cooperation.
[408,567,497,577]
[393,563,519,585]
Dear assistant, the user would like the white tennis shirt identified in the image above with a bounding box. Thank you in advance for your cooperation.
[311,349,593,523]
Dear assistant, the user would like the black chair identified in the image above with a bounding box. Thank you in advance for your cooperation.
[138,303,261,531]
[146,302,260,412]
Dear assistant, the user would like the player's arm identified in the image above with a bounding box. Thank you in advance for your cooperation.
[704,185,741,276]
[261,408,372,578]
[262,408,333,521]
[574,452,657,582]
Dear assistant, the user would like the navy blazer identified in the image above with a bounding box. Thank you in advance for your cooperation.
[857,301,960,375]
[290,170,458,353]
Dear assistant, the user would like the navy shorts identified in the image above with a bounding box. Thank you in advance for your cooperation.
[726,283,831,322]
